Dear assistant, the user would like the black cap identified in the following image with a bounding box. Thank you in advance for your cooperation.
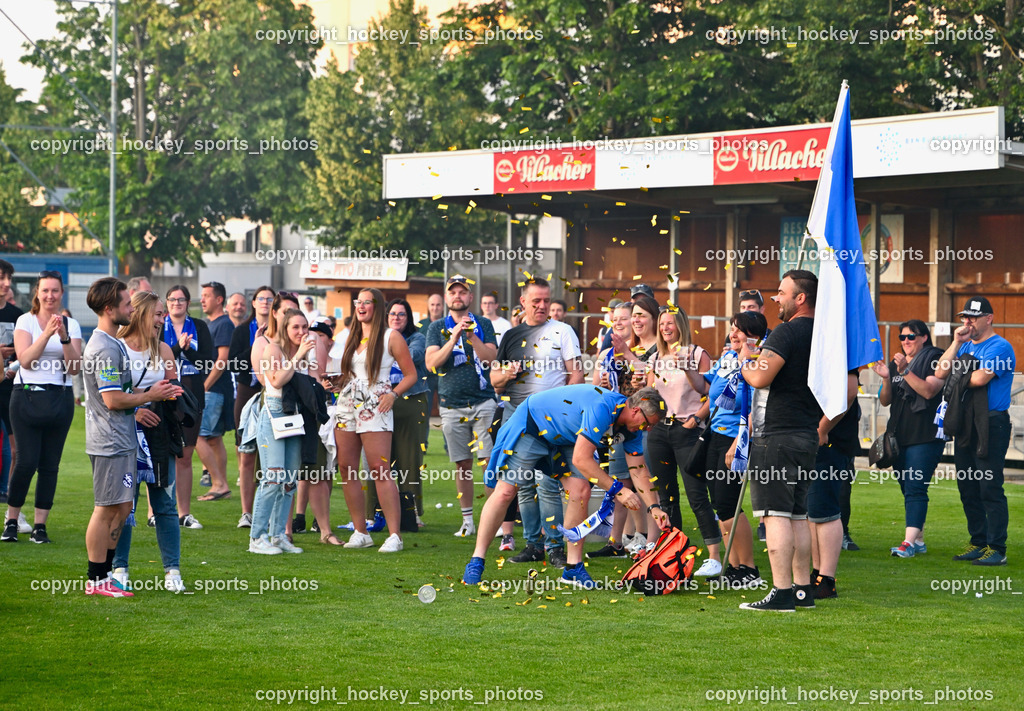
[309,319,333,339]
[630,283,654,299]
[446,274,470,290]
[958,297,994,317]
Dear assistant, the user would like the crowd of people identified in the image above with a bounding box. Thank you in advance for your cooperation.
[0,259,1015,606]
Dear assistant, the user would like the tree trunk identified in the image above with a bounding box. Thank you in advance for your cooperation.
[124,250,153,279]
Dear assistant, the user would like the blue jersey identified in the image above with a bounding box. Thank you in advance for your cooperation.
[703,351,746,438]
[958,335,1016,412]
[487,385,645,481]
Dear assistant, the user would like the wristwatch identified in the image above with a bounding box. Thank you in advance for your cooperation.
[60,336,71,344]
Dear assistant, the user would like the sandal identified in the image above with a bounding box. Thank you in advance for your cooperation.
[321,532,343,546]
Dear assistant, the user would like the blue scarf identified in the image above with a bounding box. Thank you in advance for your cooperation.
[444,313,487,390]
[557,480,622,542]
[934,398,948,440]
[715,353,743,411]
[164,316,198,376]
[731,371,751,473]
[601,347,621,391]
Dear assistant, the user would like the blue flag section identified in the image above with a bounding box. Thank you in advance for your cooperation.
[807,82,884,419]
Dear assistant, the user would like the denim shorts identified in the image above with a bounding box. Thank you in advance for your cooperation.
[200,390,235,438]
[806,444,853,523]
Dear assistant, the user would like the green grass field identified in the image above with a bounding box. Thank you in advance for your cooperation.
[3,408,1023,710]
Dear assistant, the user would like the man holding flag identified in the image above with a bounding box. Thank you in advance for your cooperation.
[737,81,882,612]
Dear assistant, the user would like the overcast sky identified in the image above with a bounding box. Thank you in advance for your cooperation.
[0,1,60,102]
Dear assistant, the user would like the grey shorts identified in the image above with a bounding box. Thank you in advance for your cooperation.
[91,453,136,506]
[440,400,497,463]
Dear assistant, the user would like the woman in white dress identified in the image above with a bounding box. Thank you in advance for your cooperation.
[325,288,416,553]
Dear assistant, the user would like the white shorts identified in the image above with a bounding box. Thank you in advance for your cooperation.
[334,379,394,434]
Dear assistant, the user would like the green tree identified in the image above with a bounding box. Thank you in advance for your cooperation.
[24,0,320,275]
[0,68,65,252]
[303,0,504,267]
[439,0,779,140]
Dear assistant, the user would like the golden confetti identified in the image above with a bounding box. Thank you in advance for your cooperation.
[519,127,529,134]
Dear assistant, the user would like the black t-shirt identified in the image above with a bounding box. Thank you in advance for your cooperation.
[826,370,861,457]
[206,313,236,398]
[761,316,822,436]
[0,302,25,423]
[888,345,943,447]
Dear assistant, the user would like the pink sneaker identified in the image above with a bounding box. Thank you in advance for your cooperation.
[86,579,134,598]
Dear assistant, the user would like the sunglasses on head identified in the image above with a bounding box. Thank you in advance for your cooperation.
[739,289,761,300]
[38,270,62,281]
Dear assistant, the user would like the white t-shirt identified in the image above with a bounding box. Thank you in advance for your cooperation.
[122,343,165,390]
[486,316,513,346]
[14,312,82,385]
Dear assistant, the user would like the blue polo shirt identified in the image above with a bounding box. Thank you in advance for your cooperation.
[957,335,1016,412]
[521,384,644,454]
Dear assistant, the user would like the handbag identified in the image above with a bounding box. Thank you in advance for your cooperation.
[868,431,899,468]
[682,406,720,479]
[270,412,305,440]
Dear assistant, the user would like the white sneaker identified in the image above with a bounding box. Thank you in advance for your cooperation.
[344,531,374,549]
[165,569,186,593]
[237,512,252,528]
[693,558,723,577]
[111,567,131,591]
[455,521,476,538]
[625,533,647,555]
[248,534,282,555]
[378,533,403,553]
[17,513,32,533]
[272,535,303,554]
[180,514,204,530]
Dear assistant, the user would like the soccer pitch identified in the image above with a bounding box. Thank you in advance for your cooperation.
[3,409,1022,710]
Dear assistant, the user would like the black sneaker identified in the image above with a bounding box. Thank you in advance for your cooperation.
[508,543,544,564]
[793,584,816,608]
[586,544,626,559]
[842,534,860,551]
[724,564,764,590]
[292,514,306,534]
[953,544,986,561]
[310,519,320,534]
[29,526,51,544]
[2,518,18,542]
[546,547,568,568]
[757,522,766,542]
[739,586,795,612]
[814,574,837,599]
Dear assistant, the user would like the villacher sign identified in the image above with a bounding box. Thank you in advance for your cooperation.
[714,127,830,184]
[493,148,596,194]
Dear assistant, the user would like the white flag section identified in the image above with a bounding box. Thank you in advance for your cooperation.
[806,82,883,420]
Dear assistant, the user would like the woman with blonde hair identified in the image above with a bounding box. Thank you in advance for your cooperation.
[324,288,416,553]
[645,306,718,576]
[111,291,185,592]
[2,271,81,544]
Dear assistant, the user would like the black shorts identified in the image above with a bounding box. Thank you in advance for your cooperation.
[748,432,818,519]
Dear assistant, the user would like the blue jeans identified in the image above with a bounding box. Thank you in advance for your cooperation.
[499,404,563,551]
[251,397,301,540]
[113,455,181,572]
[895,440,944,531]
[953,411,1010,554]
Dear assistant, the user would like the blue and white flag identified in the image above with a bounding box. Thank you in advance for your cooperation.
[806,81,883,419]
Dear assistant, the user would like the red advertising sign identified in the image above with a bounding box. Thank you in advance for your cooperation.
[493,148,596,194]
[713,127,831,185]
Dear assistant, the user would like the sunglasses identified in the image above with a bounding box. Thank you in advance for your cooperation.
[38,270,62,281]
[739,289,761,300]
[637,408,653,430]
[898,333,920,341]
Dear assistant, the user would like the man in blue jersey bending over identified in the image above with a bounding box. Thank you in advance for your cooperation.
[462,384,668,588]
